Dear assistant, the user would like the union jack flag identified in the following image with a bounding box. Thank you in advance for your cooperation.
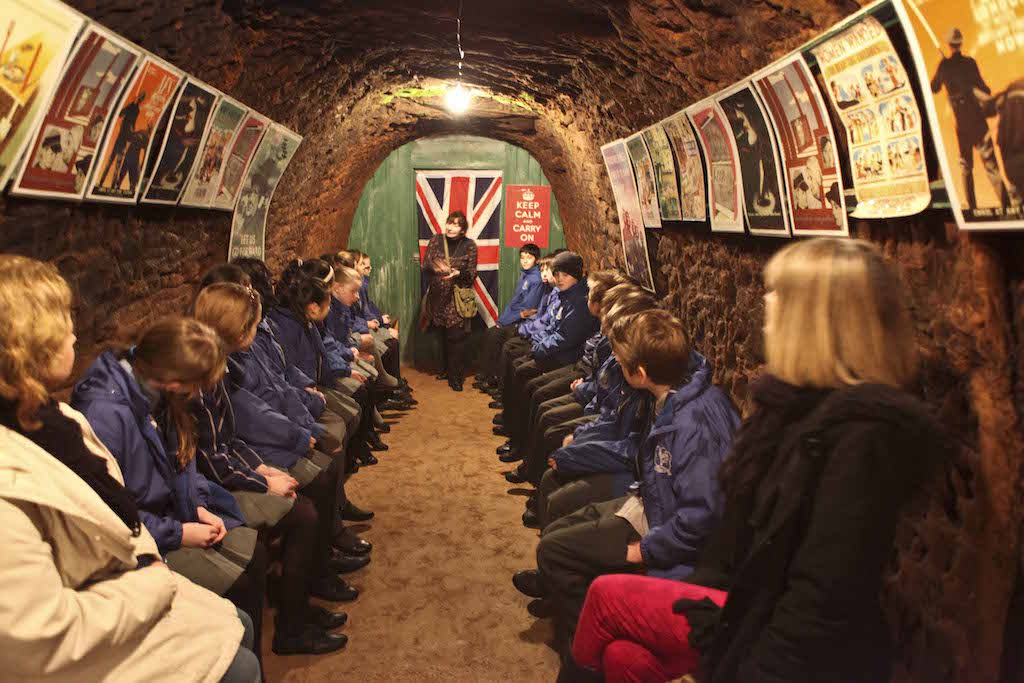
[416,170,503,327]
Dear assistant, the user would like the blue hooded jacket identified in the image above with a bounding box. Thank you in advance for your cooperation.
[358,276,384,324]
[248,319,325,418]
[572,333,611,405]
[71,352,245,555]
[635,352,741,579]
[225,357,312,470]
[268,306,348,385]
[531,279,599,365]
[497,265,544,326]
[518,284,555,339]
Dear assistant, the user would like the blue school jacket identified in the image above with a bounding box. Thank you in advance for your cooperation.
[268,306,348,385]
[573,333,611,406]
[225,357,311,470]
[359,276,384,323]
[497,265,544,326]
[517,284,555,339]
[234,334,323,438]
[249,319,325,418]
[71,352,245,555]
[635,352,741,579]
[531,279,599,366]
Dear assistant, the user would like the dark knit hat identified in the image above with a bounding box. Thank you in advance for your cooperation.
[551,251,584,282]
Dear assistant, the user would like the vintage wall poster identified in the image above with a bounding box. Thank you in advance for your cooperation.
[11,24,140,200]
[504,184,551,248]
[84,57,182,203]
[601,139,655,292]
[894,0,1024,230]
[812,15,930,218]
[625,132,662,228]
[641,124,683,221]
[753,54,849,236]
[686,100,745,232]
[179,96,246,208]
[212,111,267,211]
[228,123,301,261]
[140,77,217,205]
[0,0,84,189]
[717,83,791,236]
[661,111,708,222]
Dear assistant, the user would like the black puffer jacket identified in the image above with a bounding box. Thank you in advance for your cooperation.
[682,376,949,683]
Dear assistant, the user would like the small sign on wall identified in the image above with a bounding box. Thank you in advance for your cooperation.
[504,184,550,248]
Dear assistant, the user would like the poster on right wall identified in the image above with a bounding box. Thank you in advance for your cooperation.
[895,0,1024,230]
[686,99,745,233]
[753,54,849,236]
[625,132,662,228]
[601,139,655,292]
[811,15,931,219]
[661,111,708,222]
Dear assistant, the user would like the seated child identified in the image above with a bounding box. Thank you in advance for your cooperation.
[477,242,543,388]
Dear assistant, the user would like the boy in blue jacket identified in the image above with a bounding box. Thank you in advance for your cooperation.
[476,243,543,390]
[496,251,599,459]
[512,308,740,654]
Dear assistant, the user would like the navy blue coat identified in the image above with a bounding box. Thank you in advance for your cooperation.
[268,306,346,386]
[635,352,741,579]
[322,296,357,361]
[497,266,544,326]
[358,276,384,323]
[518,284,555,339]
[253,318,325,418]
[531,279,599,366]
[573,333,611,406]
[193,378,269,493]
[71,352,245,555]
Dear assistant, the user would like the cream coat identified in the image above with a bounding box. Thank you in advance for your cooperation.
[0,403,243,682]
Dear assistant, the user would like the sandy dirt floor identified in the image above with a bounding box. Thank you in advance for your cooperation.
[262,368,560,682]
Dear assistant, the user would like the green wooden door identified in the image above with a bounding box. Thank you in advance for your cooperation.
[349,135,566,369]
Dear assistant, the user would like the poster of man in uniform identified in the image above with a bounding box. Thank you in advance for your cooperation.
[11,24,139,200]
[753,54,849,236]
[625,132,662,228]
[686,100,745,232]
[179,96,246,207]
[812,15,930,218]
[661,111,708,222]
[0,0,84,190]
[141,77,216,205]
[212,111,267,211]
[601,139,655,292]
[717,83,791,236]
[85,58,182,203]
[641,124,683,221]
[228,123,301,261]
[894,0,1024,230]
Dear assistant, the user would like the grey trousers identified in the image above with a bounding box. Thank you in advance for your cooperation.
[537,469,620,529]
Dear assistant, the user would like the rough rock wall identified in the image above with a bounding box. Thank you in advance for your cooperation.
[0,1,1019,681]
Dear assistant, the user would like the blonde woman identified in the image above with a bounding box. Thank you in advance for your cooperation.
[0,255,258,682]
[563,238,948,683]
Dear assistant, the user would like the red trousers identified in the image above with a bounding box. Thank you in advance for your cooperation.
[572,574,728,683]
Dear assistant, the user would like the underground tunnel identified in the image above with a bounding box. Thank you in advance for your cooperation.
[0,1,1021,682]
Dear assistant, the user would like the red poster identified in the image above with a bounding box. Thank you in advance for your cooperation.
[504,184,550,248]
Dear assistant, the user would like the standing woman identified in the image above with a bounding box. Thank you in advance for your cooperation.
[423,210,478,391]
[0,255,259,682]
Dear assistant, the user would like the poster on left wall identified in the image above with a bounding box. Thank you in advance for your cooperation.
[0,0,85,190]
[84,57,183,203]
[11,23,141,200]
[601,138,655,292]
[227,123,302,261]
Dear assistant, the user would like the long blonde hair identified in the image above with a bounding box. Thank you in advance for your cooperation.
[763,238,917,388]
[0,255,73,429]
[131,317,226,467]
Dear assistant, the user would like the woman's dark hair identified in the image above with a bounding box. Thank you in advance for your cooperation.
[199,263,250,291]
[231,257,275,311]
[446,211,469,233]
[277,259,331,321]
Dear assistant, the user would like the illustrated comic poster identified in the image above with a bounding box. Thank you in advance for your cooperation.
[141,77,217,205]
[642,124,682,221]
[812,15,930,218]
[661,111,707,222]
[686,100,745,233]
[895,0,1024,230]
[601,139,655,292]
[753,55,849,236]
[179,96,246,208]
[717,83,791,236]
[212,110,267,211]
[0,0,84,189]
[228,123,301,261]
[625,133,662,228]
[85,57,182,203]
[11,24,140,200]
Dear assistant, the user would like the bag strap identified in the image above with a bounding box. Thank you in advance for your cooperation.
[442,234,450,260]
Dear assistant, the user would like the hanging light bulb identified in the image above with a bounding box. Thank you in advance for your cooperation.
[446,82,471,115]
